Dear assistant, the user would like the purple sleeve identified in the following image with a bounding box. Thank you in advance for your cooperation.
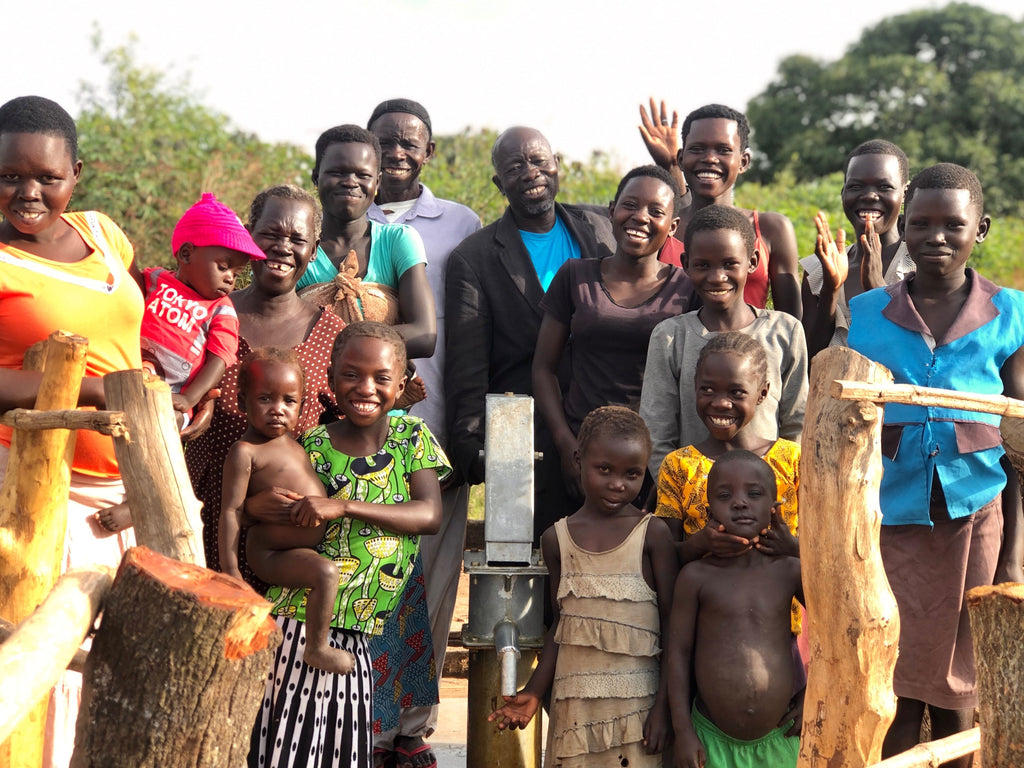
[539,259,575,325]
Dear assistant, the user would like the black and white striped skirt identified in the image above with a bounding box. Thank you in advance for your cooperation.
[249,617,373,768]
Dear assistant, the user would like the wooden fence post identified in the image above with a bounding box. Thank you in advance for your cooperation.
[103,370,205,566]
[0,332,87,768]
[798,346,900,768]
[966,583,1024,767]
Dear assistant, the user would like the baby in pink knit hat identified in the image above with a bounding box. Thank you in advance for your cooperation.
[98,193,265,532]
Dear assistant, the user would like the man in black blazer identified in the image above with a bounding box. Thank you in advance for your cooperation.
[445,126,615,542]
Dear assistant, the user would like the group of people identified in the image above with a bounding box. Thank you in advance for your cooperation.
[0,87,1020,768]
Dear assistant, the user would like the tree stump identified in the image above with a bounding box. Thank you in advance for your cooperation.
[798,346,900,768]
[966,583,1024,767]
[0,331,87,768]
[103,370,205,566]
[71,547,281,768]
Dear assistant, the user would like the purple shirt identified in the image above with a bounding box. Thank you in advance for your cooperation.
[541,257,696,432]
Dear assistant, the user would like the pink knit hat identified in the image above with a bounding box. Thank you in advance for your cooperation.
[172,193,266,260]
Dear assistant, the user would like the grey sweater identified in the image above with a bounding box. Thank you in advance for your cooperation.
[639,308,809,477]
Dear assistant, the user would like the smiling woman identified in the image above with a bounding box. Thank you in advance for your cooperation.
[184,184,346,579]
[0,95,143,768]
[296,124,436,360]
[532,165,697,505]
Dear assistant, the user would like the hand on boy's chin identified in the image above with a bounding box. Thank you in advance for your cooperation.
[706,523,756,558]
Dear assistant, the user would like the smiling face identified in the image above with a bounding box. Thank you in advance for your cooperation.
[576,433,647,516]
[492,128,560,224]
[902,187,989,280]
[241,359,304,439]
[695,351,768,442]
[0,132,81,241]
[315,141,380,223]
[330,336,407,427]
[610,176,679,259]
[706,458,777,539]
[249,196,318,295]
[678,118,750,203]
[175,244,250,300]
[369,112,434,203]
[842,154,905,238]
[684,228,757,311]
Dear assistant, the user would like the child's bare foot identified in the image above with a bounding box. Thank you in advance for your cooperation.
[303,644,356,675]
[95,503,132,533]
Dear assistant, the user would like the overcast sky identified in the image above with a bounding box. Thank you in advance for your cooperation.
[15,0,1024,170]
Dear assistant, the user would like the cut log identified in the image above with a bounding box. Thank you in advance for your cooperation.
[0,331,87,768]
[1000,415,1024,476]
[103,370,205,566]
[798,347,900,768]
[71,546,281,768]
[966,583,1024,767]
[0,568,112,746]
[867,728,980,767]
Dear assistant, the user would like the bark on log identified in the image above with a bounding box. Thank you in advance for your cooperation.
[867,728,980,767]
[832,380,1024,418]
[0,568,112,745]
[966,583,1024,767]
[103,370,205,566]
[0,408,128,437]
[71,546,281,768]
[0,331,87,768]
[798,347,900,768]
[1000,415,1024,476]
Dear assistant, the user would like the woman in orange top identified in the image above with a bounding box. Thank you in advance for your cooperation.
[0,95,144,768]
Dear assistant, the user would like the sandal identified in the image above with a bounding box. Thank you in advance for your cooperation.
[373,747,395,768]
[394,737,437,768]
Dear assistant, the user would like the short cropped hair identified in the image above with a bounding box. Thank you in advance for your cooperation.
[0,96,78,162]
[238,347,305,400]
[708,449,778,500]
[696,332,769,386]
[613,164,681,203]
[906,163,984,212]
[845,139,910,184]
[576,406,653,459]
[248,184,322,241]
[313,124,382,181]
[681,104,750,151]
[330,321,407,375]
[683,205,756,256]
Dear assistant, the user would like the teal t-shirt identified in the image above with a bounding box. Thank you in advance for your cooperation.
[519,215,581,291]
[296,220,426,291]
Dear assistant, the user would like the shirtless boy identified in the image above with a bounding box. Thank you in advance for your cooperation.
[219,347,354,674]
[667,450,804,768]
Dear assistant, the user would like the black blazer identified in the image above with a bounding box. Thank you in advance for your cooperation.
[444,202,614,486]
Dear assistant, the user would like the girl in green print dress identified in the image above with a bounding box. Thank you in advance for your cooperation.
[249,322,449,768]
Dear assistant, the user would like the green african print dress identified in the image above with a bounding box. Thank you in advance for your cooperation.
[265,414,451,635]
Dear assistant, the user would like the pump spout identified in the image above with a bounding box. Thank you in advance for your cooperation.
[493,619,521,698]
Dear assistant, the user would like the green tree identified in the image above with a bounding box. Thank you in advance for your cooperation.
[747,3,1024,216]
[73,35,312,268]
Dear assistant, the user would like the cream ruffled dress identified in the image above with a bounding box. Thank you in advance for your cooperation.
[548,514,665,767]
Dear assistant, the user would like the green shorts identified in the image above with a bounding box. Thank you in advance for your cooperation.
[691,703,799,768]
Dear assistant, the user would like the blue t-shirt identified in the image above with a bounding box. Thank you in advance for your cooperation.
[519,215,581,291]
